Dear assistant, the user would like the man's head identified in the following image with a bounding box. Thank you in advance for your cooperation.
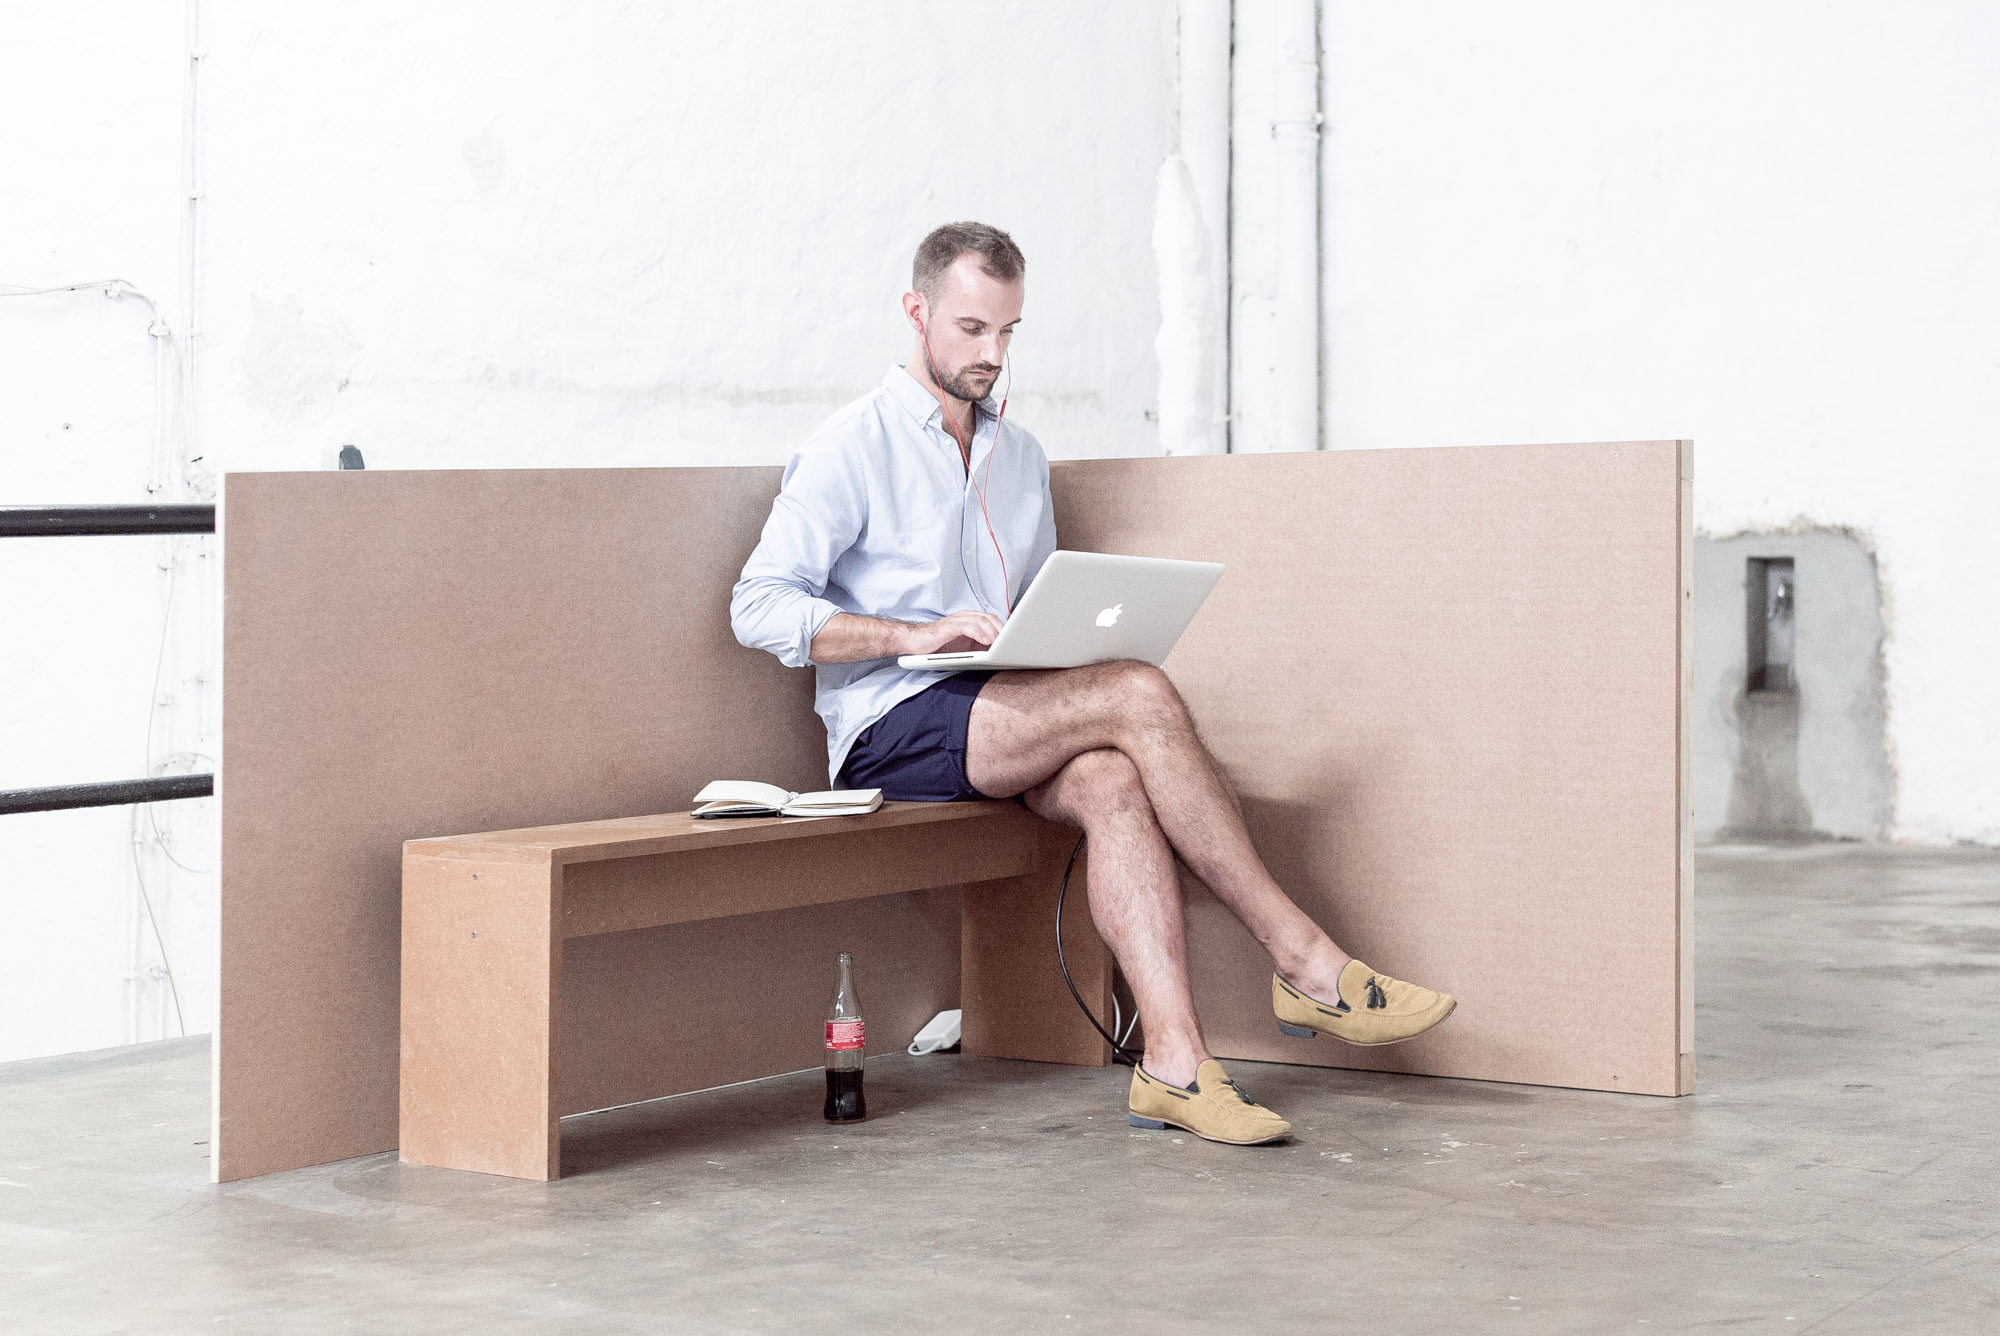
[903,222,1026,405]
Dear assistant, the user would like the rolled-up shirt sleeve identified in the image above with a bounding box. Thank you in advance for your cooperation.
[731,440,865,668]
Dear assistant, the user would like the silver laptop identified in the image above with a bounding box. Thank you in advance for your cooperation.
[897,551,1225,671]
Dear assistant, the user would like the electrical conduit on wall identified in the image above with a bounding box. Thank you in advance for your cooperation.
[1272,0,1320,453]
[1154,155,1221,457]
[1158,0,1232,456]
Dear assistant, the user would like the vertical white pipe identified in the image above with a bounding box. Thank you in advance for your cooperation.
[1272,0,1321,452]
[1177,0,1231,454]
[1154,156,1217,457]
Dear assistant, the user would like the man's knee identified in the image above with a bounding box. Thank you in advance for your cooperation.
[1096,659,1187,732]
[1060,747,1151,823]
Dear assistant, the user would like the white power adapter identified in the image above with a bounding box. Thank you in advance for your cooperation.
[907,1009,962,1055]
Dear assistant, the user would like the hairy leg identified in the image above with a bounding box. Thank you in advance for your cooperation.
[967,661,1352,1001]
[1023,747,1208,1086]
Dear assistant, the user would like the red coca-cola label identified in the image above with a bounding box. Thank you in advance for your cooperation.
[825,1020,865,1051]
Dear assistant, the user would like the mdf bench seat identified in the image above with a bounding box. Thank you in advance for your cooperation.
[399,800,1110,1180]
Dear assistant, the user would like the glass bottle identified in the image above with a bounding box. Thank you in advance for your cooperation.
[823,951,866,1122]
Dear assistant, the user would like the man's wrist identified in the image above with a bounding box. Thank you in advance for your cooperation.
[811,612,925,662]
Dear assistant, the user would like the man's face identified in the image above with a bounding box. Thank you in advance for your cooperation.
[913,256,1024,403]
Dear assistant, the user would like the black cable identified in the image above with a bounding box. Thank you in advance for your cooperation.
[1054,832,1144,1066]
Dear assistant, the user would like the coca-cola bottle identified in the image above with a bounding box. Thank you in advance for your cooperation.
[823,951,866,1122]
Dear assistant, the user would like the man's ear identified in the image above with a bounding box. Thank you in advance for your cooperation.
[902,290,928,334]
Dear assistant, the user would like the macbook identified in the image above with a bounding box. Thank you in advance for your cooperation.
[897,550,1224,671]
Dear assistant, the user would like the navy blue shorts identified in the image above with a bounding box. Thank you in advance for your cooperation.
[838,671,998,802]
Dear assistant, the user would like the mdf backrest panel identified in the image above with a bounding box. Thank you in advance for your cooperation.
[1052,443,1692,1096]
[216,467,961,1181]
[218,443,1689,1182]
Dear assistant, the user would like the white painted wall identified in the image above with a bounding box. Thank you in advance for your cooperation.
[1,1,1175,1063]
[197,4,1175,476]
[8,1,2000,1065]
[1306,0,2000,844]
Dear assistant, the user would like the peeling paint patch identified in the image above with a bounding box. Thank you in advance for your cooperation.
[463,129,507,196]
[1692,529,1893,842]
[240,295,360,421]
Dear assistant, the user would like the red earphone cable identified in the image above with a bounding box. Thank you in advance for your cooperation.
[920,312,1014,616]
[970,357,1012,615]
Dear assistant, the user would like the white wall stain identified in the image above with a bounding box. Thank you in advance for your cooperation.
[239,294,361,422]
[462,128,507,196]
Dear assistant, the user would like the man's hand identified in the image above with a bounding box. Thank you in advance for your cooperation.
[808,610,1003,664]
[899,610,1004,656]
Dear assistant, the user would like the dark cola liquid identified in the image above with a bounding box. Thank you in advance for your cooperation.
[824,1068,866,1122]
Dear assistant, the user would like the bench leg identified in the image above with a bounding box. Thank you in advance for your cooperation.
[961,823,1115,1066]
[401,851,563,1180]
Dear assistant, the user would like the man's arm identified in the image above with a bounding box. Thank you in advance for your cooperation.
[733,438,1000,668]
[808,609,1004,664]
[730,442,864,668]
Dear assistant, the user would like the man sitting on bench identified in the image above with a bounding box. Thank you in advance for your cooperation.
[731,221,1454,1146]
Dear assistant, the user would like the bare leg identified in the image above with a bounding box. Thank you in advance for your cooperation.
[1022,748,1208,1086]
[966,661,1352,1002]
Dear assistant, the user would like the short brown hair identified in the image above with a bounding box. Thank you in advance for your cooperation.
[912,221,1026,300]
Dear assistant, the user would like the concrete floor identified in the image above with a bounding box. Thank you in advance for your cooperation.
[2,844,1995,1334]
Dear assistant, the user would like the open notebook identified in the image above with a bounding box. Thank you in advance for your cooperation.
[692,780,884,819]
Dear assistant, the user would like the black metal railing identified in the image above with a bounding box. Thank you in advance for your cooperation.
[1,504,218,815]
[0,773,214,817]
[0,504,215,538]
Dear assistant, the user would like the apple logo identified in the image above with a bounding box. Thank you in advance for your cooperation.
[1095,603,1124,628]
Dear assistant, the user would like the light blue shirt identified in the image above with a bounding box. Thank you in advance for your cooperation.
[731,364,1058,784]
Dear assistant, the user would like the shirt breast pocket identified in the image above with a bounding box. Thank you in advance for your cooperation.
[854,513,951,611]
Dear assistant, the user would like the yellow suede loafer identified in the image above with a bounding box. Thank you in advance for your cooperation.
[1127,1058,1292,1145]
[1274,959,1456,1046]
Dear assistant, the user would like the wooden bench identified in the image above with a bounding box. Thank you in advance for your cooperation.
[398,799,1112,1180]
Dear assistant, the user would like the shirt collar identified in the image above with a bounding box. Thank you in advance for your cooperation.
[883,363,997,431]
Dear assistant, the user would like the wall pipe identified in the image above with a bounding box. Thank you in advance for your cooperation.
[0,505,215,538]
[1177,0,1232,455]
[0,775,213,818]
[1272,0,1322,452]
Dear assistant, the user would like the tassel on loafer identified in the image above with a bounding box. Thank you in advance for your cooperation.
[1127,1058,1292,1146]
[1273,959,1456,1046]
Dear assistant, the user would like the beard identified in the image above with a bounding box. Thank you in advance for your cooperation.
[935,359,1001,403]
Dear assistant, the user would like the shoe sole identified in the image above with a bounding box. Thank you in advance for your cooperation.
[1277,997,1457,1046]
[1126,1113,1290,1146]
